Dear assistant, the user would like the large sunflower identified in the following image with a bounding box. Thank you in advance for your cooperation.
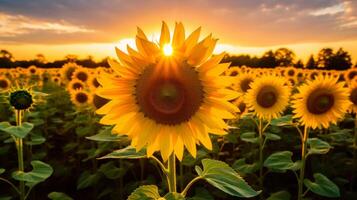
[96,22,238,161]
[245,75,290,120]
[292,76,350,129]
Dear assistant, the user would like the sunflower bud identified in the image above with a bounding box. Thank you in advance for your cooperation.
[9,90,33,110]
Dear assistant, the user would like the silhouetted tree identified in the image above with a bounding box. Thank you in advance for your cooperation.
[330,48,352,70]
[259,50,277,68]
[275,48,295,66]
[306,55,316,69]
[294,59,304,68]
[317,48,334,69]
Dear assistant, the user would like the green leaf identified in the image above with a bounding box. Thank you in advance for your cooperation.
[0,168,5,175]
[265,133,281,141]
[187,187,214,200]
[99,146,146,159]
[86,127,127,142]
[164,193,185,200]
[240,132,259,144]
[267,191,291,200]
[264,151,301,171]
[304,173,340,198]
[27,133,46,145]
[77,171,101,190]
[128,185,161,200]
[98,162,126,179]
[0,122,34,138]
[232,158,259,174]
[0,197,12,200]
[12,160,53,187]
[48,192,73,200]
[270,115,292,126]
[196,159,260,198]
[307,138,331,155]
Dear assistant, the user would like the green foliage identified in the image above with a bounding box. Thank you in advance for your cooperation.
[232,158,259,174]
[12,160,53,187]
[304,173,340,198]
[267,191,291,200]
[195,159,260,198]
[127,185,161,200]
[0,168,5,175]
[264,151,301,171]
[99,146,147,159]
[0,122,34,138]
[240,132,259,144]
[48,192,73,200]
[86,127,127,142]
[307,138,331,155]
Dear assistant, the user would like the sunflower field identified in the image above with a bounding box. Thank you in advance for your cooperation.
[0,22,357,200]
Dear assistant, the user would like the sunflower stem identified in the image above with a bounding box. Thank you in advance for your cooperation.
[167,153,177,193]
[15,109,25,200]
[258,118,264,193]
[298,126,309,200]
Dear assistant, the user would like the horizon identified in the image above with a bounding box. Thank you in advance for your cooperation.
[1,0,357,63]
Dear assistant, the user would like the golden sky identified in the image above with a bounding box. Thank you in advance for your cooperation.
[1,0,357,63]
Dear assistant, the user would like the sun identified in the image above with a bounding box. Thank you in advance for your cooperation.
[163,44,173,56]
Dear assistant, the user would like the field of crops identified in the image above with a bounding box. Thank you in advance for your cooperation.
[0,24,357,200]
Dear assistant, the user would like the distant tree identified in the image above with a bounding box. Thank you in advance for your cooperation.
[36,54,46,63]
[317,48,334,68]
[65,54,78,62]
[0,49,14,68]
[274,48,295,66]
[0,49,13,60]
[294,59,304,68]
[306,55,316,69]
[259,50,277,68]
[330,48,352,70]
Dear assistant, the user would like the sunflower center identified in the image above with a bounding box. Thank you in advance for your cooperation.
[288,70,295,76]
[73,82,83,90]
[350,88,357,105]
[77,72,88,82]
[307,90,334,114]
[256,86,277,108]
[241,78,253,93]
[348,71,357,80]
[30,69,36,74]
[0,80,8,89]
[230,71,238,76]
[136,63,204,125]
[75,93,88,104]
[9,90,33,110]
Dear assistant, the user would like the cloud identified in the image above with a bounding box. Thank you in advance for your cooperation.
[0,12,94,37]
[309,2,345,16]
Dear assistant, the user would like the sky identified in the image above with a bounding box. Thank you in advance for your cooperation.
[1,0,357,63]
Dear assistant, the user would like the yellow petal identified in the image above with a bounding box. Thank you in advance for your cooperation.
[159,21,170,48]
[172,22,185,48]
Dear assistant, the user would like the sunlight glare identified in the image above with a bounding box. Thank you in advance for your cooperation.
[163,44,173,56]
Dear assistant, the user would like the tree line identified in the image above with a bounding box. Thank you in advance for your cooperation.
[222,47,355,70]
[0,47,355,70]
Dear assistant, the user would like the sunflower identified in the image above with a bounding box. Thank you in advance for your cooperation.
[0,76,11,91]
[285,67,297,78]
[70,89,92,107]
[226,66,239,77]
[292,76,350,129]
[344,68,357,83]
[72,68,89,83]
[245,75,290,120]
[233,97,248,117]
[348,81,357,113]
[61,63,79,82]
[96,22,238,161]
[67,79,85,91]
[27,65,39,76]
[234,73,255,94]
